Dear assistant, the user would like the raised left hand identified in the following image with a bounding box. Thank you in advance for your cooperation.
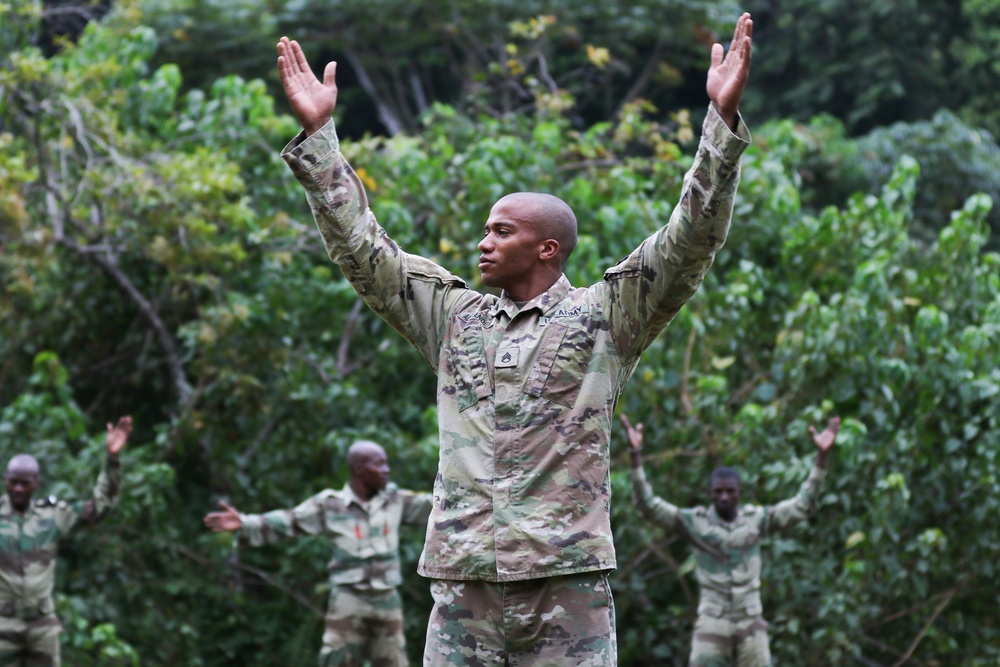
[105,416,133,456]
[809,416,842,454]
[706,12,753,129]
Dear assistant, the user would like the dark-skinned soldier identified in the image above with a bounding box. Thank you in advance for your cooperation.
[0,416,132,667]
[204,440,431,667]
[621,414,841,667]
[270,12,754,664]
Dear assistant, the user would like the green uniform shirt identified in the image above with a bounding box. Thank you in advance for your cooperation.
[238,483,432,591]
[282,105,750,582]
[630,464,827,617]
[0,457,121,618]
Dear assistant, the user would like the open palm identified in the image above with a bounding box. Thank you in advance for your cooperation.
[105,416,132,456]
[277,37,338,136]
[706,13,753,124]
[809,417,842,454]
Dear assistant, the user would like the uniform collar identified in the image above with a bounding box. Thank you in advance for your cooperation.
[708,504,746,528]
[0,494,36,517]
[342,483,390,512]
[491,274,573,320]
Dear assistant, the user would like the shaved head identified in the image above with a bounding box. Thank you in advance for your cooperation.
[709,466,740,485]
[495,192,578,265]
[347,440,385,472]
[6,454,39,477]
[346,440,390,499]
[5,454,41,512]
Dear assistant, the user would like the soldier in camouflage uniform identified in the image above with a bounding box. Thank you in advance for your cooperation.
[274,12,753,665]
[0,415,131,667]
[203,440,432,667]
[620,414,841,667]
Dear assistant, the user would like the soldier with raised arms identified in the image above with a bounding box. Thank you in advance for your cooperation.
[0,416,132,667]
[274,12,752,665]
[203,440,432,667]
[620,413,841,666]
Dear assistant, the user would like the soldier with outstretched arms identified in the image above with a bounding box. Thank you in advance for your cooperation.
[204,440,432,667]
[274,12,752,665]
[621,413,841,667]
[0,416,132,667]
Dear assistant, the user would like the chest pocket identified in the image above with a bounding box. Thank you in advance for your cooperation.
[449,321,492,412]
[524,321,597,408]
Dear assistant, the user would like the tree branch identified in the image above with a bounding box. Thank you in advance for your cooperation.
[890,588,955,667]
[680,326,696,415]
[336,298,392,377]
[58,231,193,405]
[342,49,405,136]
[614,34,667,118]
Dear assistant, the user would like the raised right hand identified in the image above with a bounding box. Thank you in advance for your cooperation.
[619,414,645,453]
[277,37,338,136]
[203,500,242,533]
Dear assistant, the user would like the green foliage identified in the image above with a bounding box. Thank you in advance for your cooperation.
[743,0,967,134]
[1,3,999,666]
[848,111,1000,250]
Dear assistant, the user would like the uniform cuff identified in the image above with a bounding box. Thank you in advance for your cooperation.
[703,103,751,162]
[281,118,340,170]
[807,465,828,486]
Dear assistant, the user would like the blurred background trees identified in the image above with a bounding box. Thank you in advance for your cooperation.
[1,0,998,664]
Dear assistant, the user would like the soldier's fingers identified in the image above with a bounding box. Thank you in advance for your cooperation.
[710,43,724,69]
[620,414,632,430]
[323,61,337,87]
[291,40,311,78]
[219,500,238,514]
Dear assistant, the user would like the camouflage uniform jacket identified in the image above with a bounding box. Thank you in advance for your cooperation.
[282,105,750,582]
[0,456,121,618]
[630,464,827,617]
[238,483,432,590]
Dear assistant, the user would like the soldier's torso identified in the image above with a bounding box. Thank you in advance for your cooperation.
[424,281,623,581]
[0,496,67,616]
[682,505,767,618]
[323,487,407,589]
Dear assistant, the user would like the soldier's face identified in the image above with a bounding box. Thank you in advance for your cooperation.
[479,200,547,292]
[710,477,740,521]
[4,472,40,511]
[356,448,390,494]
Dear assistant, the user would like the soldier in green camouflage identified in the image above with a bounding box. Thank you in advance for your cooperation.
[0,415,131,667]
[620,414,841,667]
[203,440,432,667]
[274,12,753,665]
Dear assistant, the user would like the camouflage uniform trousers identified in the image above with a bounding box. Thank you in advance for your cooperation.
[689,613,771,667]
[319,586,408,667]
[424,571,616,667]
[0,614,61,667]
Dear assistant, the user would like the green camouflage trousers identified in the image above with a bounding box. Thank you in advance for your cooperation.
[319,586,408,667]
[689,613,771,667]
[0,614,60,667]
[424,571,616,666]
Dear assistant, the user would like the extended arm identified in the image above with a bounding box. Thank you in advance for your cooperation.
[57,416,130,533]
[400,489,434,526]
[766,416,841,533]
[621,414,683,531]
[604,15,753,361]
[277,38,470,367]
[205,492,332,548]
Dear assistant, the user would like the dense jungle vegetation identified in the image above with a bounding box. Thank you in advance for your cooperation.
[1,0,998,664]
